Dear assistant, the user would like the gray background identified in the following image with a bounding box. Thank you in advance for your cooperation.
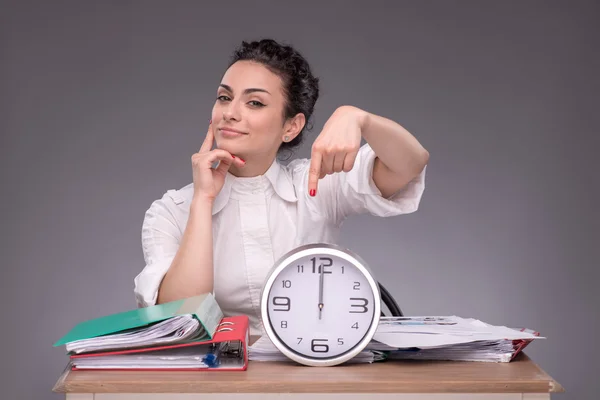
[1,0,598,399]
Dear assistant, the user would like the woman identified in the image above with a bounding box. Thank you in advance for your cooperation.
[134,39,429,336]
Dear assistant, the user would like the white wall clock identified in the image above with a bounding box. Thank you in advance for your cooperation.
[260,243,381,366]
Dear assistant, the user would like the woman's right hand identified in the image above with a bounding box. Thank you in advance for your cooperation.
[191,121,245,202]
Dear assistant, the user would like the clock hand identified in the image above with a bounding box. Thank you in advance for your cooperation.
[318,263,324,319]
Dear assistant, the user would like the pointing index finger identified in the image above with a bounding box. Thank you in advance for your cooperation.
[200,121,214,153]
[308,151,322,197]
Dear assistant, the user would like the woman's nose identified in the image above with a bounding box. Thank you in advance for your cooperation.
[222,103,241,122]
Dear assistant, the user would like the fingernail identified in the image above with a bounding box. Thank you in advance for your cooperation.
[310,189,316,197]
[239,157,245,163]
[232,155,236,159]
[209,119,212,124]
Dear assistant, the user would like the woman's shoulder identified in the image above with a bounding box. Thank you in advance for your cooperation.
[164,183,195,206]
[280,156,313,190]
[144,183,194,218]
[284,156,310,175]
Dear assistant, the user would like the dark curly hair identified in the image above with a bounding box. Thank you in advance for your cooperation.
[228,39,320,155]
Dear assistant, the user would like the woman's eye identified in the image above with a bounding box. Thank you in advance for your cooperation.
[248,100,265,107]
[217,95,230,101]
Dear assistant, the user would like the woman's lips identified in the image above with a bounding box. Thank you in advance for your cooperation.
[219,128,248,137]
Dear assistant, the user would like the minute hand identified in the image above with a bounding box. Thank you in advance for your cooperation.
[318,264,324,319]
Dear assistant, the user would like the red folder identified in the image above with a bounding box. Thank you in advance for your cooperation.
[69,315,249,371]
[510,327,540,361]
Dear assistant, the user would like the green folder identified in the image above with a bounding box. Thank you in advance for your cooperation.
[53,293,224,347]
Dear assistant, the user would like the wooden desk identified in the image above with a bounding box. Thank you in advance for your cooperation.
[53,353,563,400]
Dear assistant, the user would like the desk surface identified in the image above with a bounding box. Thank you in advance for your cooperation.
[53,353,563,394]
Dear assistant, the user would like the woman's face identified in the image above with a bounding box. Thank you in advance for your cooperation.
[211,60,300,160]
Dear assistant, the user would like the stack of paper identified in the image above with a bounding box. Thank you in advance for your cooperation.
[65,315,206,354]
[53,294,251,371]
[249,335,386,363]
[66,315,249,371]
[370,316,542,363]
[249,316,542,365]
[70,345,219,369]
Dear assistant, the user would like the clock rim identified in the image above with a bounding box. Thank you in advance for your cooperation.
[260,243,381,367]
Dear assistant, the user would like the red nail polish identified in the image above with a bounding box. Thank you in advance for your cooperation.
[209,119,212,124]
[310,189,316,197]
[232,155,236,159]
[239,157,245,163]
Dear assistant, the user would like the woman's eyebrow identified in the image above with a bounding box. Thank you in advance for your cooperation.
[219,84,271,95]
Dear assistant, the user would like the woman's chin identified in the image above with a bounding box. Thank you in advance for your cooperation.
[215,142,242,155]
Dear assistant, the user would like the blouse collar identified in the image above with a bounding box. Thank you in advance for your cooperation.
[211,159,298,215]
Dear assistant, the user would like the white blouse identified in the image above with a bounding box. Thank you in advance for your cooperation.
[134,143,427,336]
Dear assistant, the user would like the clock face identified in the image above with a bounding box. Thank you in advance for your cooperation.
[264,250,378,362]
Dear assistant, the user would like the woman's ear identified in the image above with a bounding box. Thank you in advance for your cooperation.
[282,113,306,143]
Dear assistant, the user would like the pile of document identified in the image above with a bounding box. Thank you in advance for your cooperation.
[54,294,250,371]
[70,343,221,370]
[371,316,542,363]
[249,335,386,363]
[65,315,207,355]
[250,316,542,364]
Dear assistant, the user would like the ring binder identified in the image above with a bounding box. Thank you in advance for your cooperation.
[68,315,249,371]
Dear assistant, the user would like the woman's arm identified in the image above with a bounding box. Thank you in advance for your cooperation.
[156,197,214,304]
[359,109,429,198]
[156,121,243,304]
[308,105,428,199]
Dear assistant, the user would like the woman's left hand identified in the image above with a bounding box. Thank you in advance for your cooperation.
[308,106,367,196]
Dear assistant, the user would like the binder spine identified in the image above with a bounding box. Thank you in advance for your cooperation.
[211,320,244,366]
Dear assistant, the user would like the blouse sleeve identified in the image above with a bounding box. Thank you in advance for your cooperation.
[133,191,183,307]
[303,143,427,225]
